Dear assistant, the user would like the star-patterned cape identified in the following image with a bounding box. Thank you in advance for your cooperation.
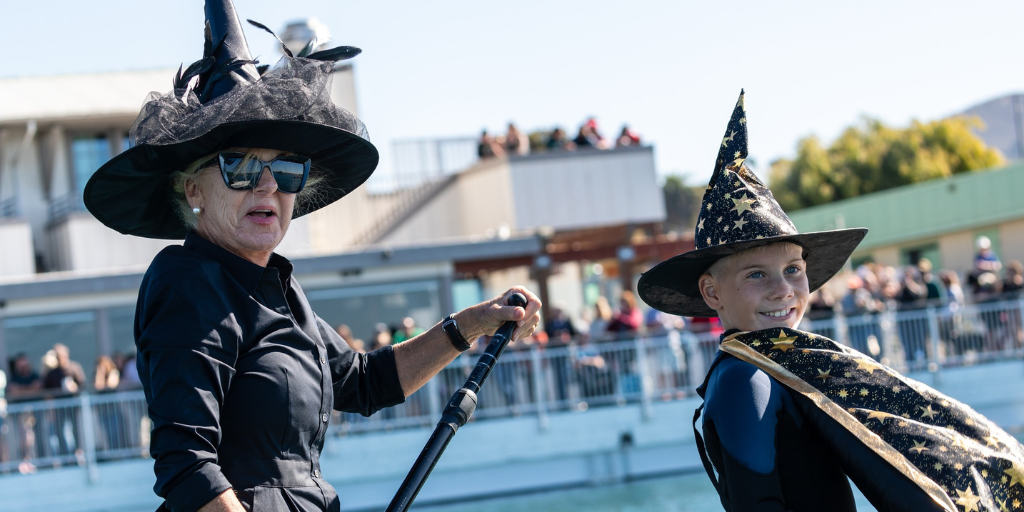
[638,90,866,317]
[722,328,1024,512]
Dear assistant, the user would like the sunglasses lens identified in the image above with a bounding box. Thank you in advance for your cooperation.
[270,157,309,193]
[218,152,309,193]
[220,152,260,190]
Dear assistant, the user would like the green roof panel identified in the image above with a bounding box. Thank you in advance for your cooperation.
[786,162,1024,252]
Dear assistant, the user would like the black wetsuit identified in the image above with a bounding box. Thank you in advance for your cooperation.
[697,350,856,512]
[695,334,945,512]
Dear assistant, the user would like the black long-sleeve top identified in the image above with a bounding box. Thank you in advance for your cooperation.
[135,233,405,512]
[697,335,945,512]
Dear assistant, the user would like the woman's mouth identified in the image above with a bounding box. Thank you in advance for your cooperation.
[245,208,276,225]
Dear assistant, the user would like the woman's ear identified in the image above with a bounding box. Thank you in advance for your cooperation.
[699,273,723,311]
[184,177,201,210]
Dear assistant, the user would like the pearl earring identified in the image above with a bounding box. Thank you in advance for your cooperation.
[192,207,201,215]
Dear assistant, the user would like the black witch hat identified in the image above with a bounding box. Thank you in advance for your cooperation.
[638,90,867,317]
[83,0,378,239]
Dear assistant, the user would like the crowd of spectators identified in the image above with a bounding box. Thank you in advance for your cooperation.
[2,344,144,474]
[808,236,1024,321]
[478,118,642,160]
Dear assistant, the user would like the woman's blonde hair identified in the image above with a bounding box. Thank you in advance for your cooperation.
[169,149,325,231]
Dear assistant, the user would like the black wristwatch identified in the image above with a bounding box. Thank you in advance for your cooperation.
[441,315,472,352]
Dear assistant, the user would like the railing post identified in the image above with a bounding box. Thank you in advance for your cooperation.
[425,372,441,420]
[1016,297,1024,361]
[682,331,705,389]
[834,310,850,348]
[78,392,100,484]
[529,344,549,432]
[926,306,943,385]
[633,336,653,421]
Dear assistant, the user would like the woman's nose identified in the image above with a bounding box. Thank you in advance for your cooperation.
[253,165,278,193]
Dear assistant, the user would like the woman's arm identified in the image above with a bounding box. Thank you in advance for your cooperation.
[197,490,245,512]
[393,286,541,397]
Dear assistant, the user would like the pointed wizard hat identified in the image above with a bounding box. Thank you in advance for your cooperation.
[83,0,378,239]
[638,91,867,317]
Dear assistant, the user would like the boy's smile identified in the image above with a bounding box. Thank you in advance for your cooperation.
[698,242,809,332]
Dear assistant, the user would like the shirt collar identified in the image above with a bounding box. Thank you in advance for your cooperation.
[184,232,292,294]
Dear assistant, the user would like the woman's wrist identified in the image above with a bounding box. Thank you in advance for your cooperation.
[451,309,482,342]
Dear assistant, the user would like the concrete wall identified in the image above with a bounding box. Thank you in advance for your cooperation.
[509,148,665,232]
[0,220,35,278]
[939,231,977,273]
[1000,218,1024,265]
[47,214,174,273]
[380,161,514,246]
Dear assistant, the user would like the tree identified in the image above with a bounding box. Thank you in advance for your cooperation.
[768,116,1005,211]
[662,174,704,234]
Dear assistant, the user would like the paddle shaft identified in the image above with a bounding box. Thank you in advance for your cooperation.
[385,293,527,512]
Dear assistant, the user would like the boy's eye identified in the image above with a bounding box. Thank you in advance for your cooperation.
[749,271,765,278]
[785,266,801,274]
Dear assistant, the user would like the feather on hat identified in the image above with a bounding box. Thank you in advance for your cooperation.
[84,0,378,239]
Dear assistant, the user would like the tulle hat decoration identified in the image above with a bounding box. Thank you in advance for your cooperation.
[84,0,379,239]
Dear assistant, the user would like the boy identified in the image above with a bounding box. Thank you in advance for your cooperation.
[639,91,1024,512]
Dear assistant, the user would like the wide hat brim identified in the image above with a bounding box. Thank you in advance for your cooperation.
[84,119,378,239]
[638,228,867,317]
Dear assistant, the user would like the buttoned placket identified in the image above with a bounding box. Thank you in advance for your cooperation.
[259,268,332,484]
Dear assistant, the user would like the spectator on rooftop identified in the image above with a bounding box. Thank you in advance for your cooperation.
[94,355,120,392]
[546,127,576,152]
[505,123,529,156]
[588,296,613,343]
[607,290,642,336]
[974,236,1002,273]
[896,266,925,309]
[370,324,393,351]
[544,305,578,342]
[42,343,86,395]
[939,270,965,309]
[1002,260,1024,299]
[477,129,506,159]
[7,354,42,400]
[806,288,837,320]
[574,118,608,150]
[616,125,641,147]
[393,317,425,344]
[917,259,942,304]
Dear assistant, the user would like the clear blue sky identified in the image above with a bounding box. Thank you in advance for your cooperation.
[4,0,1023,184]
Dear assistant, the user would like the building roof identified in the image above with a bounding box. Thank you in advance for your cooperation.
[787,161,1024,253]
[0,69,173,125]
[0,235,542,302]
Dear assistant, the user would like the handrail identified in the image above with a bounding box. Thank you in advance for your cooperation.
[3,297,1022,475]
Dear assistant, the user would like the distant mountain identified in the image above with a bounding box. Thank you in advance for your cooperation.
[961,93,1024,162]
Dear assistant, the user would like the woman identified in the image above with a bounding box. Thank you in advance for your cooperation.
[83,2,540,511]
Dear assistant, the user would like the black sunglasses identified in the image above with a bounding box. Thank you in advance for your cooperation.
[201,151,311,193]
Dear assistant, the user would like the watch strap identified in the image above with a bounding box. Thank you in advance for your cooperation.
[442,315,472,352]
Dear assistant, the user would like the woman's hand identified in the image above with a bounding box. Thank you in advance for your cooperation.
[453,286,542,343]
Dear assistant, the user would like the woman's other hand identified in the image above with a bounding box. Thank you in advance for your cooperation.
[454,286,542,343]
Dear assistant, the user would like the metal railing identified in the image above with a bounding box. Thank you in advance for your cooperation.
[368,137,478,194]
[4,298,1023,476]
[0,197,18,219]
[801,297,1024,374]
[0,390,149,479]
[333,332,708,435]
[47,193,87,225]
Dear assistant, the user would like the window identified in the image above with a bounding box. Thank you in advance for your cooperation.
[71,134,113,198]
